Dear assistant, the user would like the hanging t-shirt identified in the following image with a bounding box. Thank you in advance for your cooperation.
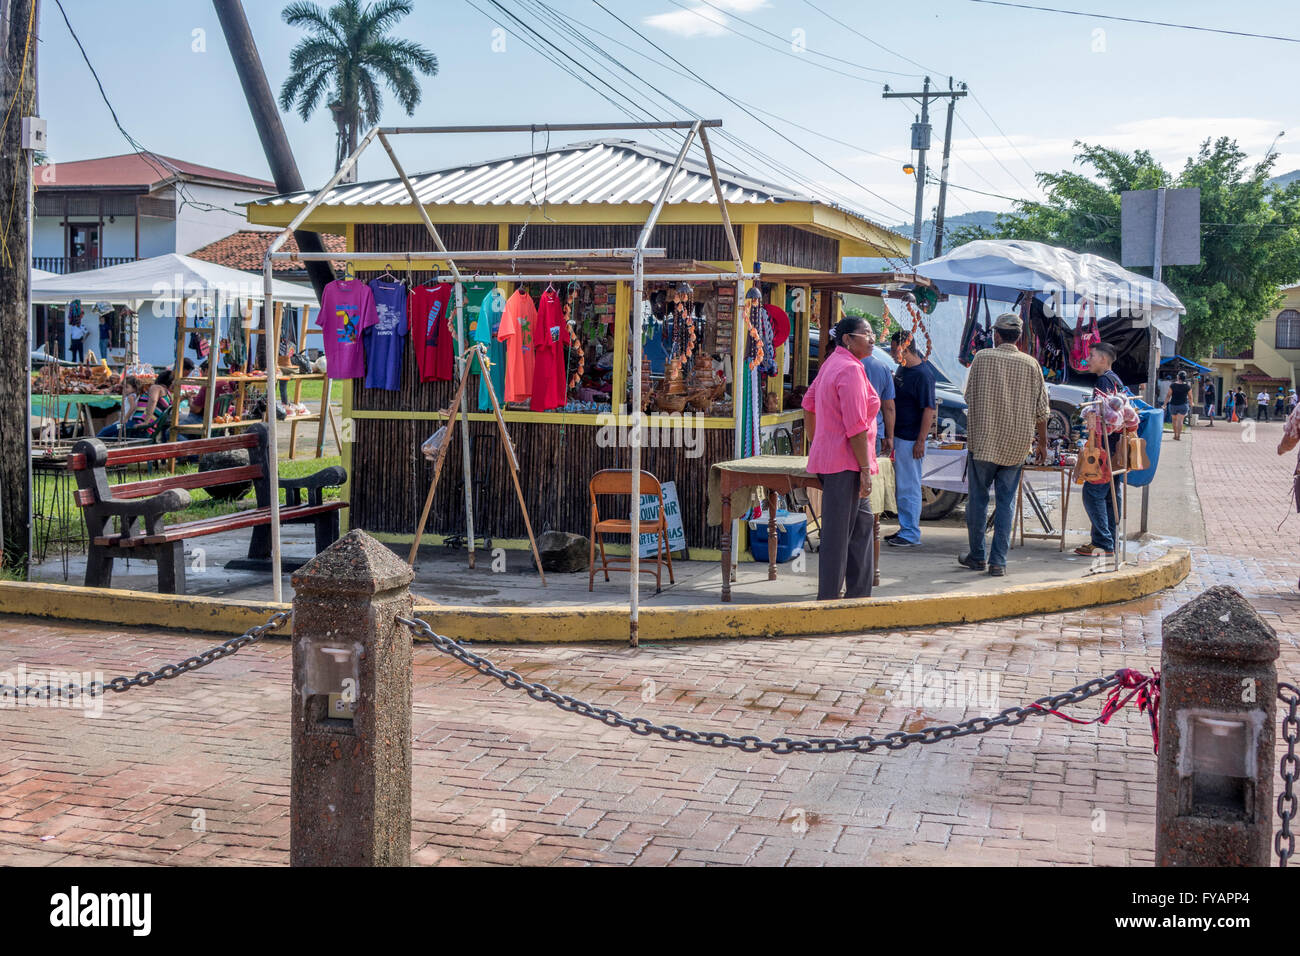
[498,288,537,402]
[410,283,455,382]
[473,287,507,411]
[364,279,408,391]
[530,288,570,412]
[317,279,378,380]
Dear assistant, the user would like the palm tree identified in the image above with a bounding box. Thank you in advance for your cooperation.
[278,0,438,181]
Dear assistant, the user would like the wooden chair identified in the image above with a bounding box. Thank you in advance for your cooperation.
[588,469,675,593]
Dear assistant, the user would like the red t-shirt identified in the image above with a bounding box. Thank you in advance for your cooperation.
[409,284,455,382]
[529,289,570,412]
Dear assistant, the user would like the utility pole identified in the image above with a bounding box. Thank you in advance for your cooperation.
[0,0,39,573]
[932,78,966,259]
[212,0,335,300]
[883,77,966,265]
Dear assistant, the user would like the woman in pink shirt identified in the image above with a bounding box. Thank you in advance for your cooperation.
[802,315,881,599]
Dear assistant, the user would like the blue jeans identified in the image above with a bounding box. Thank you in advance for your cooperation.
[1082,475,1123,552]
[893,436,923,543]
[965,459,1022,568]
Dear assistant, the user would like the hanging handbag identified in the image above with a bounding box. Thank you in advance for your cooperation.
[959,284,994,367]
[1069,298,1100,372]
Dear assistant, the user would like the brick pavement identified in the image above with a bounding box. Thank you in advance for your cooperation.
[0,421,1296,866]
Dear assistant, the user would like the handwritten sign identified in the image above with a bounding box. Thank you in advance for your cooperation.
[638,480,686,558]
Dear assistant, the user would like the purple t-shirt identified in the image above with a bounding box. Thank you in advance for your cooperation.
[317,279,378,380]
[364,279,408,390]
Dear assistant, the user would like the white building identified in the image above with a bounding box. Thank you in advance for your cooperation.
[31,152,278,365]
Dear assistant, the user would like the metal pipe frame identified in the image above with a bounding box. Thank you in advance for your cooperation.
[415,272,759,283]
[269,249,668,262]
[259,119,740,640]
[380,121,721,135]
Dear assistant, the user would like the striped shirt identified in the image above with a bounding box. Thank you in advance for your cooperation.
[963,343,1050,466]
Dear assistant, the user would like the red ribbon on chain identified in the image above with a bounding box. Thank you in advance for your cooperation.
[1029,668,1161,754]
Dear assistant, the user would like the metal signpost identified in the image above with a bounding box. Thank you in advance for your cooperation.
[1121,186,1200,533]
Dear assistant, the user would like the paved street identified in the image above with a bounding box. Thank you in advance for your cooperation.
[1,420,1297,866]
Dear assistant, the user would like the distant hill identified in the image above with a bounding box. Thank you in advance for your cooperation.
[1270,169,1300,189]
[845,209,1001,271]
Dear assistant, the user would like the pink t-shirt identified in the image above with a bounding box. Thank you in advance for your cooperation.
[802,345,879,476]
[317,279,379,380]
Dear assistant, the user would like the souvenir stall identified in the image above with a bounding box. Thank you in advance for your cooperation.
[252,121,913,624]
[916,238,1186,558]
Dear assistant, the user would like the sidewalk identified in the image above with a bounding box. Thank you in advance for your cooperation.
[0,420,1295,866]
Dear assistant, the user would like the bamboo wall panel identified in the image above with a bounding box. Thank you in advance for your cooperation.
[356,223,497,253]
[757,225,838,272]
[349,415,731,549]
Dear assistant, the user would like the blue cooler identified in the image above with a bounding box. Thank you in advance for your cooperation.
[748,510,808,563]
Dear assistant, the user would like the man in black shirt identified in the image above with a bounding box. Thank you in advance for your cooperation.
[887,329,937,547]
[1202,381,1215,426]
[1075,342,1125,557]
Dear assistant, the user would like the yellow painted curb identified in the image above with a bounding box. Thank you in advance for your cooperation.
[0,581,288,636]
[0,550,1189,644]
[413,549,1191,643]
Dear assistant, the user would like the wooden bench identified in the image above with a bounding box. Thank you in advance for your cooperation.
[69,423,346,594]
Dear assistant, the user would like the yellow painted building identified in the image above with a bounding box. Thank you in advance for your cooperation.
[1203,284,1300,401]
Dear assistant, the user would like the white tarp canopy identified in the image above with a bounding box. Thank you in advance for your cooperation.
[916,239,1185,340]
[29,252,317,306]
[31,268,55,281]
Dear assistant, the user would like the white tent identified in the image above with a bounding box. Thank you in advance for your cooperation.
[916,239,1185,340]
[31,268,55,281]
[29,252,316,305]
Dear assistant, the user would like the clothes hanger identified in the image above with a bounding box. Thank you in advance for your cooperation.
[378,263,396,283]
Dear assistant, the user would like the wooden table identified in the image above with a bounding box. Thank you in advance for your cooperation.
[714,456,883,602]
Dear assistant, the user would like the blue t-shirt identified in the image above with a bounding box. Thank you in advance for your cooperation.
[364,279,408,390]
[861,352,895,437]
[893,359,937,442]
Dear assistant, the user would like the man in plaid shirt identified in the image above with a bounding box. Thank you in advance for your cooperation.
[958,311,1049,576]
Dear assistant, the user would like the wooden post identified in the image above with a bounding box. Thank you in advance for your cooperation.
[408,371,474,565]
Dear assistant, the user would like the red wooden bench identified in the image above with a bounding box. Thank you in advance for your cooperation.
[69,423,346,594]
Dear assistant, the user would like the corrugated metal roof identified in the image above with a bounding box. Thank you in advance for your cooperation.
[252,138,816,209]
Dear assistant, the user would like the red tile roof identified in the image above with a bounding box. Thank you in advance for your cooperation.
[43,152,276,190]
[189,230,347,273]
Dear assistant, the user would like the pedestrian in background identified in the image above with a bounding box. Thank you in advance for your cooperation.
[959,312,1049,577]
[887,328,938,549]
[802,315,880,600]
[1202,380,1215,426]
[1164,371,1191,441]
[1236,387,1248,422]
[1257,389,1271,422]
[1275,387,1286,420]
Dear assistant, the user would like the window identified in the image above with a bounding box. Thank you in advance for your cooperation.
[1276,309,1300,350]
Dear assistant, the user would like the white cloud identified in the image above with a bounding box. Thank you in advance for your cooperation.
[644,1,770,38]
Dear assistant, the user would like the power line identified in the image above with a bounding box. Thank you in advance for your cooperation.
[672,0,918,79]
[953,111,1041,200]
[968,90,1043,192]
[51,0,247,219]
[800,0,947,75]
[522,0,914,261]
[590,0,915,221]
[966,0,1300,44]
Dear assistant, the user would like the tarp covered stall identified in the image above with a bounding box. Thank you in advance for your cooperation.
[30,254,316,367]
[916,239,1185,339]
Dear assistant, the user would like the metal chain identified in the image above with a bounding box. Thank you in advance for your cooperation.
[399,616,1128,755]
[1278,681,1298,867]
[0,610,291,702]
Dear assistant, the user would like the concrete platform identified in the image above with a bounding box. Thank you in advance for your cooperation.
[9,430,1199,641]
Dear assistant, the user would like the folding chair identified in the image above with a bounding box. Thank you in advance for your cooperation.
[588,469,675,593]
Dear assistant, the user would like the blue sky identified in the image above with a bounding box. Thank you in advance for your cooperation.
[33,0,1300,226]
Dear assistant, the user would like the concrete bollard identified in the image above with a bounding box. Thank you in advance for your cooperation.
[1156,586,1279,866]
[290,529,414,867]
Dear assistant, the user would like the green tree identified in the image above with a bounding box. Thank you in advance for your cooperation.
[278,0,438,180]
[948,138,1300,358]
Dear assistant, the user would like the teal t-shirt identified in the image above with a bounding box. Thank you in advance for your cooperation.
[471,286,507,411]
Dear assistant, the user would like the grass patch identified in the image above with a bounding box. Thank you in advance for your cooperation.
[33,454,344,560]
